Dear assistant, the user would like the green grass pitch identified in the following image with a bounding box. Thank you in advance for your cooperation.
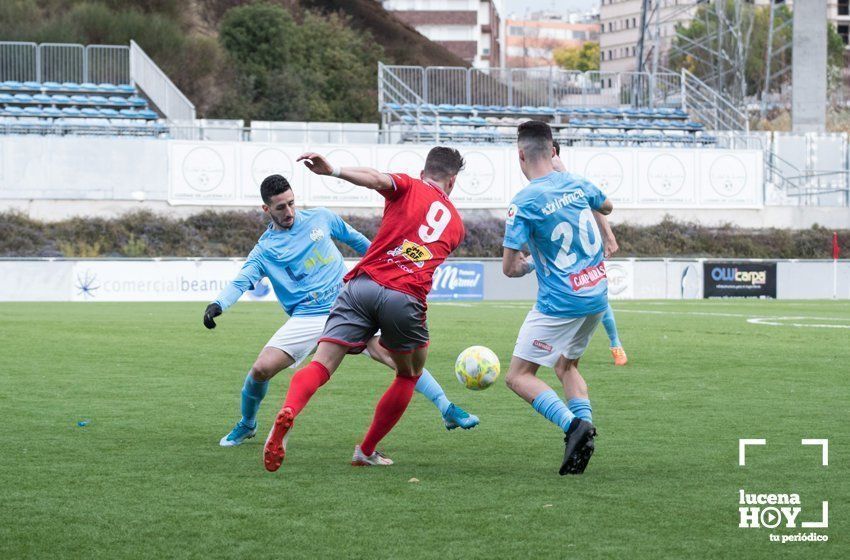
[1,300,848,559]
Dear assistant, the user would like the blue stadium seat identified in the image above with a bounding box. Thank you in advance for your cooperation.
[520,105,542,114]
[421,103,437,112]
[473,104,489,112]
[117,84,136,93]
[22,81,41,90]
[100,108,119,118]
[79,82,99,91]
[70,94,90,105]
[2,81,23,90]
[538,106,556,114]
[61,107,82,117]
[61,82,82,91]
[98,83,118,93]
[505,105,521,113]
[450,116,470,125]
[42,81,62,91]
[437,103,455,112]
[33,93,52,104]
[0,93,13,103]
[455,104,473,113]
[22,106,44,117]
[127,96,147,107]
[469,116,487,125]
[43,107,62,118]
[138,109,158,120]
[400,115,416,124]
[89,95,109,106]
[487,105,506,112]
[51,94,71,104]
[108,96,130,107]
[13,93,33,103]
[5,106,23,116]
[81,108,102,117]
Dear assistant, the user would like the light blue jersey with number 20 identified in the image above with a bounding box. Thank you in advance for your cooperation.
[503,171,609,318]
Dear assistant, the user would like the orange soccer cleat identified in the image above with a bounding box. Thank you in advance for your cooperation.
[610,346,628,366]
[263,407,295,472]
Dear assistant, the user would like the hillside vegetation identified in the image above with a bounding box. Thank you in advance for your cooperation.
[1,211,846,260]
[0,0,465,121]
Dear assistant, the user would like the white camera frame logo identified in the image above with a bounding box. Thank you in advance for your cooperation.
[737,439,828,531]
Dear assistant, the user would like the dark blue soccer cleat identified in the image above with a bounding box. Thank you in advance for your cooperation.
[560,417,596,475]
[442,403,480,430]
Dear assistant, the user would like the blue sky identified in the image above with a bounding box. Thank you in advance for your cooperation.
[502,0,596,17]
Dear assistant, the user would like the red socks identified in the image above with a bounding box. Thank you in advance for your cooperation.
[360,374,420,456]
[283,361,330,417]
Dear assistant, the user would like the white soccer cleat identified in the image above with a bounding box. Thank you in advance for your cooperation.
[351,445,394,466]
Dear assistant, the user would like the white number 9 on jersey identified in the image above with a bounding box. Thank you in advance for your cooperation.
[418,201,451,243]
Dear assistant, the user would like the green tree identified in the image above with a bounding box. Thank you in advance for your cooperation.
[553,42,599,72]
[216,2,383,122]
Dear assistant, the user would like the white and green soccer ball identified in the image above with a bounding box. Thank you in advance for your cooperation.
[454,345,500,391]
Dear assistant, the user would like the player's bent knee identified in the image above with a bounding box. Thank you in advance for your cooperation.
[250,360,284,382]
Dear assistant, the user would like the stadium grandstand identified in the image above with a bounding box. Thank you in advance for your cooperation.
[0,40,847,213]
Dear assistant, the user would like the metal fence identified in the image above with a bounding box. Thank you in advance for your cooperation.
[0,41,130,84]
[380,64,685,110]
[0,42,38,82]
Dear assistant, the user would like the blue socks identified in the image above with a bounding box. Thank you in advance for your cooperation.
[414,368,452,415]
[567,398,593,423]
[602,304,621,347]
[240,372,269,428]
[532,389,575,432]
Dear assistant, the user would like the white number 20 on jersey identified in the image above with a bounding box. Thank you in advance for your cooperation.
[418,201,451,243]
[550,208,602,269]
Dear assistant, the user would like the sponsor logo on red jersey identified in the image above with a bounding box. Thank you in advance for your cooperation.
[569,261,607,291]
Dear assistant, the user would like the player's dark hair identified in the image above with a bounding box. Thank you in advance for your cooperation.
[260,174,291,204]
[517,120,554,162]
[553,139,560,156]
[424,147,465,181]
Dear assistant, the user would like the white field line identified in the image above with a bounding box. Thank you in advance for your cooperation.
[431,302,850,329]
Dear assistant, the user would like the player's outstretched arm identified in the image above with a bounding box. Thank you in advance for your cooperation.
[204,249,265,329]
[502,247,535,278]
[593,211,619,259]
[327,211,370,256]
[297,152,394,191]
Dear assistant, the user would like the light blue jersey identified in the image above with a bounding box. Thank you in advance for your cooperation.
[504,171,608,318]
[214,208,370,317]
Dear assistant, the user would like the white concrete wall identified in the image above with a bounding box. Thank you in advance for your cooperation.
[3,258,847,302]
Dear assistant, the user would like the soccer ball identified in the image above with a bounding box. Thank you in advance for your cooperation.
[454,346,500,390]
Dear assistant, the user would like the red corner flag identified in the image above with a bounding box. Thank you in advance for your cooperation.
[833,232,841,260]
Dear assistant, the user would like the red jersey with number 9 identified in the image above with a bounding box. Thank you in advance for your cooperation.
[344,173,465,301]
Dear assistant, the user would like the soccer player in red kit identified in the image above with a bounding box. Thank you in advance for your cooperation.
[263,147,466,471]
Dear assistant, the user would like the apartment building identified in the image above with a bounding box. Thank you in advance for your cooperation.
[381,0,502,68]
[505,15,600,68]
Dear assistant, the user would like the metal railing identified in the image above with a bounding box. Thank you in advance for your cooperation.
[0,41,130,84]
[379,64,685,110]
[86,45,131,85]
[0,42,38,82]
[681,69,749,132]
[129,40,195,122]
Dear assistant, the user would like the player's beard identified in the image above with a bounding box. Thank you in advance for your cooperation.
[271,214,294,229]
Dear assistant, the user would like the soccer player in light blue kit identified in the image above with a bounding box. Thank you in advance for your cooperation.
[502,121,613,475]
[204,174,478,447]
[552,140,627,366]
